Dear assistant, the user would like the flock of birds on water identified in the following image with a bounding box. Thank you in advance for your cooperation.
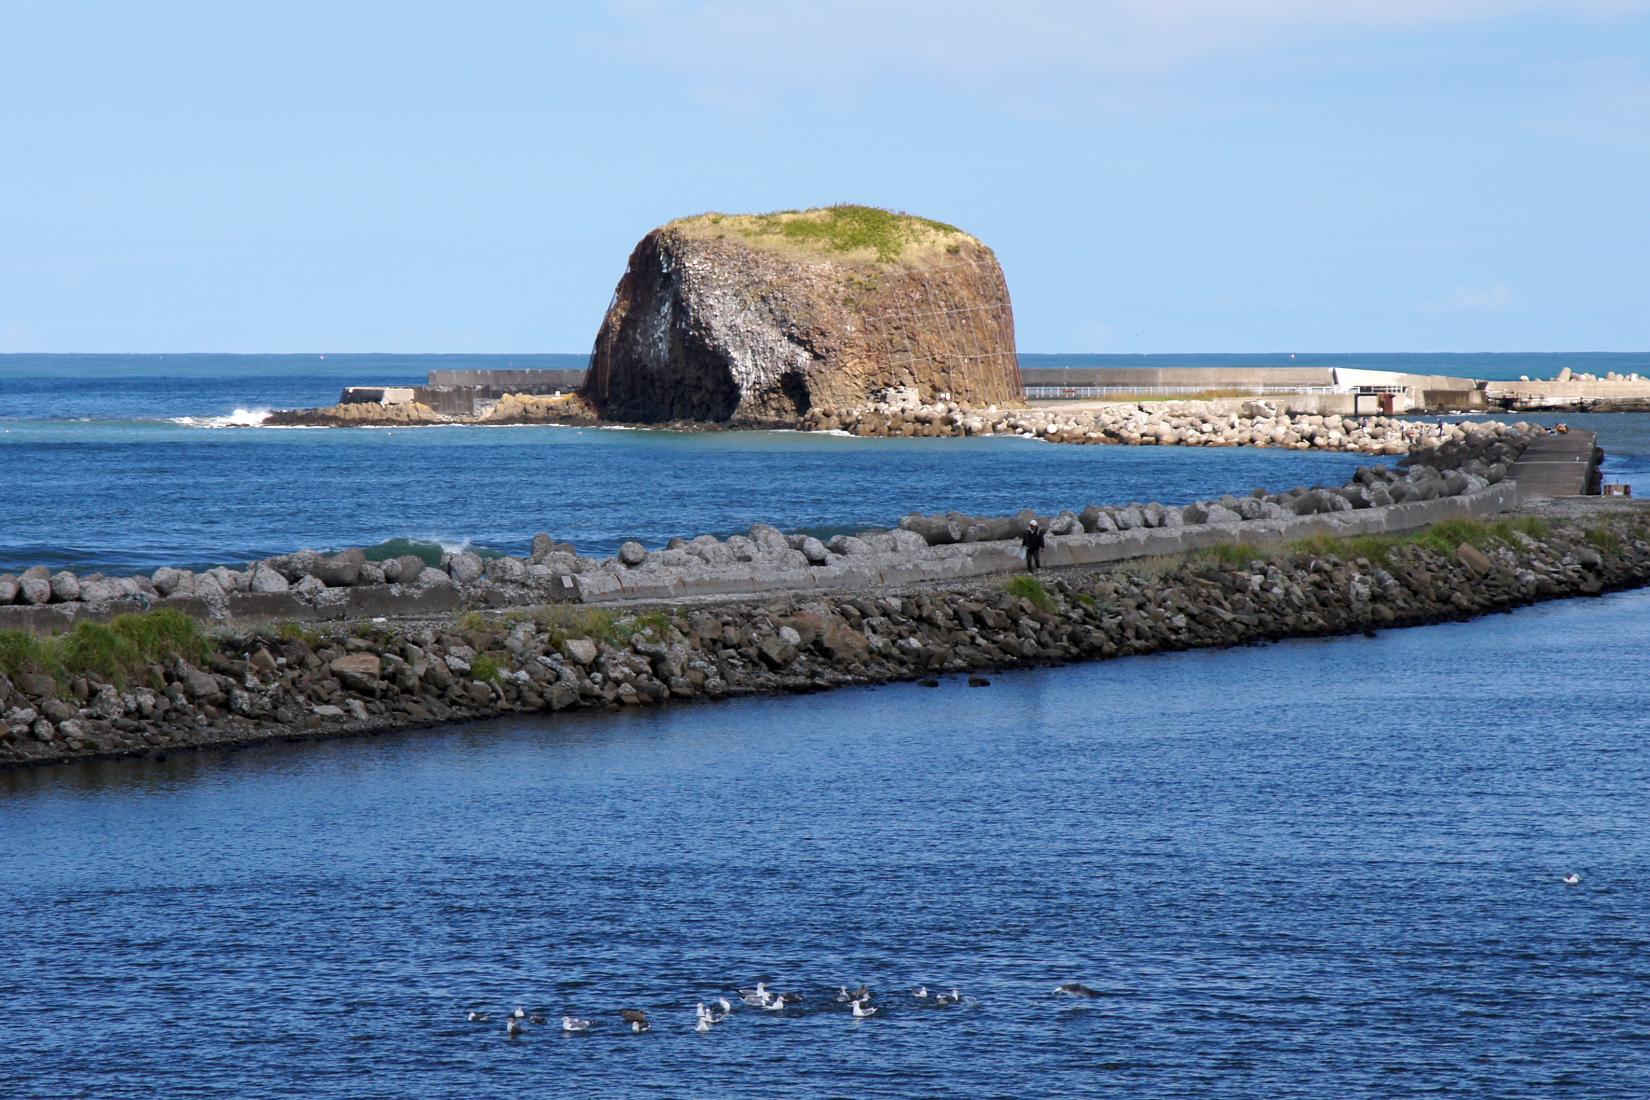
[464,981,1111,1039]
[460,875,1585,1041]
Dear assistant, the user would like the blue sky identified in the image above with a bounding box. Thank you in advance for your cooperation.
[2,0,1647,353]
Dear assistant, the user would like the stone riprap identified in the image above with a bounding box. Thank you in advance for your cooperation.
[0,422,1537,635]
[806,393,1464,453]
[3,503,1646,770]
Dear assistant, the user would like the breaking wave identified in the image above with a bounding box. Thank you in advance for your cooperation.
[168,407,272,429]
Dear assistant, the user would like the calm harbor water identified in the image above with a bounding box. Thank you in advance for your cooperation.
[3,354,1649,573]
[4,589,1649,1097]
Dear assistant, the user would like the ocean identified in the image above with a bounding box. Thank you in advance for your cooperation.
[3,353,1647,574]
[4,589,1648,1097]
[4,353,1650,1097]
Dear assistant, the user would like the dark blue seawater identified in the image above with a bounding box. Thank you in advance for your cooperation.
[4,590,1648,1098]
[0,355,1390,573]
[4,353,1649,574]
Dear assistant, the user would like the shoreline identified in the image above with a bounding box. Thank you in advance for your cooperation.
[4,499,1646,772]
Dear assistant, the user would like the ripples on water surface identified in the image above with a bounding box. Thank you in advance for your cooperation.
[4,592,1649,1097]
[5,356,1650,573]
[0,357,1389,572]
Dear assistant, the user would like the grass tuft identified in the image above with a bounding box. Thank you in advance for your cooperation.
[0,609,212,688]
[1005,575,1056,612]
[469,654,504,683]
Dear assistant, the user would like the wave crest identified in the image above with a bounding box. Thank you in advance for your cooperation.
[168,407,272,429]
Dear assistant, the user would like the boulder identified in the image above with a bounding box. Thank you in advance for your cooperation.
[485,556,528,583]
[19,577,51,605]
[825,534,872,556]
[15,672,56,698]
[799,537,830,565]
[248,563,290,593]
[317,549,366,587]
[49,571,81,602]
[1079,506,1115,534]
[447,552,484,584]
[618,541,648,567]
[151,567,189,597]
[582,206,1020,422]
[330,653,382,691]
[1456,543,1494,575]
[563,638,599,667]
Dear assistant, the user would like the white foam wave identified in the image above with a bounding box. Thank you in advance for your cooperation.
[169,407,272,429]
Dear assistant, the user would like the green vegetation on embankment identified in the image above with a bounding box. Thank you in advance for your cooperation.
[0,610,212,689]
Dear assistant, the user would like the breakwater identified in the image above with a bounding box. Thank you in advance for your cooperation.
[0,422,1536,635]
[806,393,1454,451]
[2,502,1645,770]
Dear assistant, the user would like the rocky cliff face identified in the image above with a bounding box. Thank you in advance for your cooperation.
[582,206,1021,422]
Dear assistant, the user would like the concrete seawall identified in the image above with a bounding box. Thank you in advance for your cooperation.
[0,426,1562,637]
[565,483,1522,606]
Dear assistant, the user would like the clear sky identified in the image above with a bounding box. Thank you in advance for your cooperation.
[2,1,1647,353]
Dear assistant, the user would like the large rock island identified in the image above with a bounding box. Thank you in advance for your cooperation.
[581,205,1022,422]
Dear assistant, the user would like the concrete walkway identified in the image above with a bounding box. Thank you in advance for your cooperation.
[1505,430,1599,498]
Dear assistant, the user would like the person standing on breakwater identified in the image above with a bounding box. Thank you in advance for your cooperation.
[1021,519,1046,573]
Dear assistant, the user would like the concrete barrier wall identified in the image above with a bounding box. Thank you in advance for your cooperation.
[426,369,587,388]
[0,484,1520,634]
[572,483,1522,605]
[1020,367,1336,388]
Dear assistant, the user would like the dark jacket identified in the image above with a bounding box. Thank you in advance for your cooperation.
[1020,527,1046,552]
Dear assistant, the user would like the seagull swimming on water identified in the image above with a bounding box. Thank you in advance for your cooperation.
[505,1016,524,1038]
[913,985,929,1000]
[1055,982,1101,998]
[467,1011,491,1023]
[850,998,878,1018]
[933,989,963,1006]
[512,1006,526,1019]
[1563,872,1582,886]
[739,983,774,1007]
[561,1015,592,1033]
[620,1009,650,1033]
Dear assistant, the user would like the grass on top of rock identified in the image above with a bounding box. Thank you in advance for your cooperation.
[677,205,971,263]
[1004,575,1056,613]
[0,610,212,688]
[1183,516,1559,571]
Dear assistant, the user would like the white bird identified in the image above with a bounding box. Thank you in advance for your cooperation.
[933,989,963,1006]
[620,1009,650,1033]
[913,985,929,999]
[1563,872,1582,886]
[739,983,773,1007]
[561,1016,592,1032]
[696,1016,712,1033]
[467,1011,491,1023]
[512,1006,526,1019]
[715,997,732,1015]
[837,986,853,1003]
[762,994,787,1011]
[697,1000,730,1025]
[505,1017,524,1037]
[851,998,878,1018]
